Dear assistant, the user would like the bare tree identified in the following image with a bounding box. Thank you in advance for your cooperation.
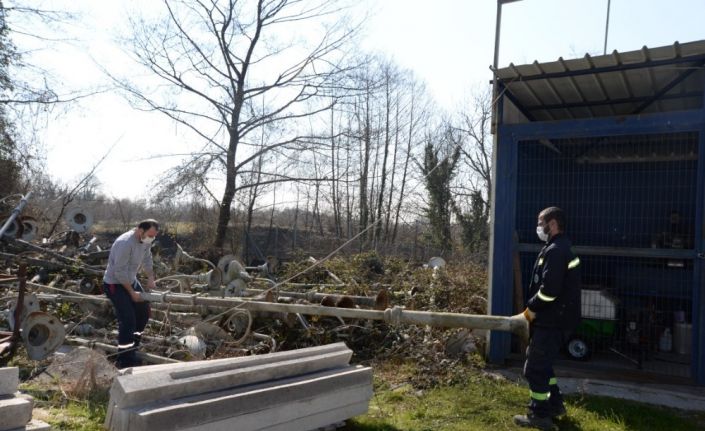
[117,0,360,250]
[455,89,493,219]
[391,80,427,244]
[373,63,394,245]
[448,89,493,253]
[45,146,112,236]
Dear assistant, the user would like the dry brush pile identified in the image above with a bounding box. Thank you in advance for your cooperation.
[1,221,490,394]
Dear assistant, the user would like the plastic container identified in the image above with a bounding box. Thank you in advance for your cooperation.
[659,328,672,352]
[581,289,617,320]
[673,323,692,355]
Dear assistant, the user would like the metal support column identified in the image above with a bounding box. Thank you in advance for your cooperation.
[488,87,518,363]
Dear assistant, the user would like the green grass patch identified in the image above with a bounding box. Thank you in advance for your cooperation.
[344,370,705,431]
[20,383,108,431]
[17,365,705,431]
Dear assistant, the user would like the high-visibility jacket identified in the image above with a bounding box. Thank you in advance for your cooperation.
[527,233,581,331]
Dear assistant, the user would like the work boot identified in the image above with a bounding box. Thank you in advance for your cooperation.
[134,333,142,348]
[548,402,567,418]
[115,347,139,369]
[549,385,566,418]
[513,412,554,430]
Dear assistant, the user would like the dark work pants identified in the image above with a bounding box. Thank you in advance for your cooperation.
[523,326,564,416]
[103,281,150,366]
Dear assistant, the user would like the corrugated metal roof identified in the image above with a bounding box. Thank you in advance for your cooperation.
[495,40,705,123]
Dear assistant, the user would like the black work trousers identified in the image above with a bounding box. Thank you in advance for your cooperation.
[103,280,150,367]
[523,326,564,415]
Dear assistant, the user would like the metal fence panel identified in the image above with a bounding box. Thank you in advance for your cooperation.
[515,132,699,381]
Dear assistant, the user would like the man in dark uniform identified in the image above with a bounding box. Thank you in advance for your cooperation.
[513,207,581,430]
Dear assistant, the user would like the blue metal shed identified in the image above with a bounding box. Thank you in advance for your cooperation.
[488,40,705,385]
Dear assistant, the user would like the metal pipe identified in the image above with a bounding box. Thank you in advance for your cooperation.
[0,262,27,364]
[0,252,104,276]
[0,192,32,238]
[65,336,180,364]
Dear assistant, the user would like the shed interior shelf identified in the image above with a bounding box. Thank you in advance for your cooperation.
[517,243,695,259]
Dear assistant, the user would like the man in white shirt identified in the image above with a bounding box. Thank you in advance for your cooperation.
[102,219,158,368]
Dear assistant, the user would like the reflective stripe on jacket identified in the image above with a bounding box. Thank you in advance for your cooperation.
[526,233,581,330]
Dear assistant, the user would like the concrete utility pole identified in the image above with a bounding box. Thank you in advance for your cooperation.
[492,0,523,108]
[604,0,612,55]
[488,0,523,360]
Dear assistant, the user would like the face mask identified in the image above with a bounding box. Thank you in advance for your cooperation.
[536,225,549,242]
[142,235,155,245]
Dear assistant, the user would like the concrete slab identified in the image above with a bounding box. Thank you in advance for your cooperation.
[110,349,353,410]
[130,384,370,431]
[562,379,705,411]
[124,367,372,430]
[118,366,372,431]
[106,344,355,429]
[0,394,34,430]
[6,419,52,431]
[263,401,370,431]
[494,368,705,412]
[0,367,19,396]
[180,401,370,431]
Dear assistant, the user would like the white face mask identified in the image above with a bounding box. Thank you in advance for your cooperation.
[536,225,549,242]
[142,235,155,245]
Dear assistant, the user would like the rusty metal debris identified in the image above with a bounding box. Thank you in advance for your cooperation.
[1,192,503,390]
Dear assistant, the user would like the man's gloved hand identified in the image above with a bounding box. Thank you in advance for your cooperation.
[523,307,536,322]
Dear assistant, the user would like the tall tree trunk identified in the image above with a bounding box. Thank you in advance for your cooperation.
[375,72,392,245]
[293,188,299,249]
[384,94,400,243]
[345,129,353,238]
[330,104,341,238]
[359,95,371,240]
[392,90,415,244]
[215,127,240,249]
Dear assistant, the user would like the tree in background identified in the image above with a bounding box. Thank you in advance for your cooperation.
[451,89,492,254]
[0,2,19,197]
[421,128,460,253]
[119,0,361,250]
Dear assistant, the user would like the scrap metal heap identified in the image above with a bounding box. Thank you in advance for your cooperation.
[1,193,526,386]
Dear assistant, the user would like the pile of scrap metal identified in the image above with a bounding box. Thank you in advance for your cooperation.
[1,192,528,369]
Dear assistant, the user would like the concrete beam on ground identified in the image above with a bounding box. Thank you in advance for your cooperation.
[181,401,370,431]
[261,401,370,431]
[111,366,372,431]
[0,367,19,396]
[6,419,52,431]
[109,346,352,410]
[0,393,34,430]
[122,342,348,376]
[106,343,353,428]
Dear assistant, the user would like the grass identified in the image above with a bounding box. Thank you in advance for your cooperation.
[17,362,705,431]
[341,362,705,431]
[20,383,108,431]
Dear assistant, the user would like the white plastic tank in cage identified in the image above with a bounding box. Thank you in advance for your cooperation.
[580,288,617,320]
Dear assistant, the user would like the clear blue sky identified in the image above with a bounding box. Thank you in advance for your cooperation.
[16,0,705,199]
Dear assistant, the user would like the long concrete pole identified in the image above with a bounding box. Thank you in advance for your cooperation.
[33,291,528,341]
[242,288,385,308]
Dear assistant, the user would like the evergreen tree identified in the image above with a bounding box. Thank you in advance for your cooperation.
[421,131,460,252]
[0,1,19,197]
